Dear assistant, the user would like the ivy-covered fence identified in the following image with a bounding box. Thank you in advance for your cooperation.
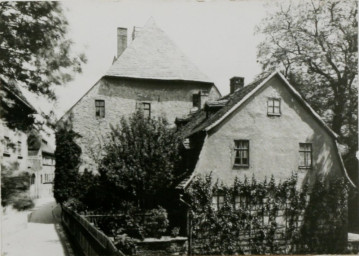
[187,174,350,255]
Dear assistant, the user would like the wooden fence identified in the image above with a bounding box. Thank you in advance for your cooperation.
[61,205,125,256]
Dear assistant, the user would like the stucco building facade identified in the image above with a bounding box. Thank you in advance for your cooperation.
[177,71,353,190]
[60,18,220,172]
[0,82,36,176]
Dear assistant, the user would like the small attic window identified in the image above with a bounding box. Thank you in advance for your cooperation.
[267,98,281,116]
[95,100,105,118]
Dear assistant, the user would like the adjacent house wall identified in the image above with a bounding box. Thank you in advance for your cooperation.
[193,76,343,187]
[1,121,29,173]
[62,76,220,172]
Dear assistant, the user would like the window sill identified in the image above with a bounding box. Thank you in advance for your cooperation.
[299,167,312,170]
[267,113,281,117]
[233,164,249,169]
[3,153,10,157]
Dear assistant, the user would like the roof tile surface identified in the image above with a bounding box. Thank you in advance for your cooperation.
[106,18,212,83]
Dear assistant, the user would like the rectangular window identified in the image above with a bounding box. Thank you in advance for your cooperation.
[234,140,249,167]
[234,196,241,210]
[267,98,281,116]
[192,93,201,108]
[233,195,247,209]
[95,100,105,118]
[299,143,312,169]
[17,141,22,157]
[137,102,151,118]
[211,195,225,211]
[3,136,11,156]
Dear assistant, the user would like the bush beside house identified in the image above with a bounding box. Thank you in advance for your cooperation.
[1,162,34,211]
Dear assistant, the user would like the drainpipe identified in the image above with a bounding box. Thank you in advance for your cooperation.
[179,193,194,256]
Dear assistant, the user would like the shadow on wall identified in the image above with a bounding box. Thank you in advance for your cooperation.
[287,89,339,190]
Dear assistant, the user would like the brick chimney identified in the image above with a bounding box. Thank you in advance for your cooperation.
[132,26,142,40]
[230,76,244,94]
[117,27,127,58]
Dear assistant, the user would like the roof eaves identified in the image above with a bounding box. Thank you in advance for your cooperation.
[276,72,339,139]
[205,71,278,132]
[104,74,214,84]
[334,140,356,188]
[58,77,102,123]
[1,82,37,113]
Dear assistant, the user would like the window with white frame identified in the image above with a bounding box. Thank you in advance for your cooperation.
[267,98,281,116]
[211,195,224,211]
[95,100,105,118]
[299,143,312,169]
[234,140,249,167]
[233,195,247,210]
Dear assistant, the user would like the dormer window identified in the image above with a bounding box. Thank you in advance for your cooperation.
[267,98,281,116]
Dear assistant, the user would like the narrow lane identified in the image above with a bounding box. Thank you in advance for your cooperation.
[2,198,79,256]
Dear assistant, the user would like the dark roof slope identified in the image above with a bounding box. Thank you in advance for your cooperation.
[1,79,37,113]
[106,18,212,83]
[179,74,269,138]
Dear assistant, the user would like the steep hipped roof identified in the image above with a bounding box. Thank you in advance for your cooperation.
[106,18,212,83]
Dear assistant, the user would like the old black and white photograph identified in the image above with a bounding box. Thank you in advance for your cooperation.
[1,0,358,255]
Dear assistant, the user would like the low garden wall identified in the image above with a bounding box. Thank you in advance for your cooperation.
[61,205,124,256]
[135,236,188,256]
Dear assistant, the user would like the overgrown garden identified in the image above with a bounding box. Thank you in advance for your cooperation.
[55,111,353,255]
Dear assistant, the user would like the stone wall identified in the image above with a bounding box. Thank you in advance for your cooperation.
[61,76,220,172]
[136,237,188,256]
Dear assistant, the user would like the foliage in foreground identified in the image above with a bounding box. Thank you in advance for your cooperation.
[1,162,33,210]
[187,173,350,255]
[98,111,183,209]
[53,126,82,204]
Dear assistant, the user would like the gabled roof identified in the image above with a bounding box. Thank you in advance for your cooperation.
[179,74,269,138]
[1,79,37,113]
[106,18,212,83]
[177,71,354,190]
[180,71,338,139]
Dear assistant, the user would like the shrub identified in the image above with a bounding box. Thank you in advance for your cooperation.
[98,111,183,209]
[1,162,31,207]
[143,206,169,238]
[12,194,34,211]
[114,234,136,255]
[54,126,81,204]
[171,227,180,237]
[63,198,88,213]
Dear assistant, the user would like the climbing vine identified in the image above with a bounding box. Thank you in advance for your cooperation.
[187,173,350,254]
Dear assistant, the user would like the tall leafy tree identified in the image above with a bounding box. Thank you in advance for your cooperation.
[256,0,358,229]
[53,126,82,204]
[256,0,357,170]
[0,2,86,129]
[99,112,183,209]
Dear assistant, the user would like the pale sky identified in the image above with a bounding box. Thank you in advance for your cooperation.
[31,0,268,118]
